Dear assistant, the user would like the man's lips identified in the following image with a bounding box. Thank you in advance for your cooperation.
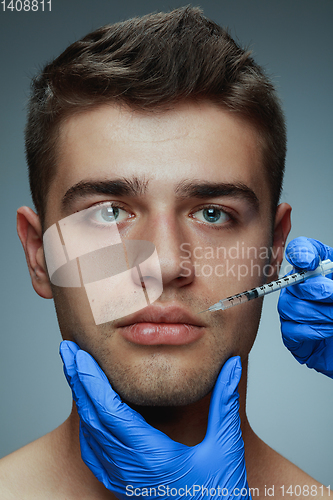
[116,305,206,345]
[120,323,205,345]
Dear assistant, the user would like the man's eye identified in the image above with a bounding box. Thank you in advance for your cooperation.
[192,207,231,225]
[90,204,129,225]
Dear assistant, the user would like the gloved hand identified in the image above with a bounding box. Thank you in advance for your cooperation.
[60,340,251,499]
[278,237,333,378]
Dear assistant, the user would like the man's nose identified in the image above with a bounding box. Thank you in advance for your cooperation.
[133,214,195,289]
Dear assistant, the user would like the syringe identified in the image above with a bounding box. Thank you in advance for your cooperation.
[199,259,333,313]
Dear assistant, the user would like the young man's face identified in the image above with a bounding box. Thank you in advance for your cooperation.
[38,101,290,406]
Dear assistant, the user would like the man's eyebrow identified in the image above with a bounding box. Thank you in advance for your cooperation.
[174,180,259,211]
[61,177,259,213]
[61,177,149,212]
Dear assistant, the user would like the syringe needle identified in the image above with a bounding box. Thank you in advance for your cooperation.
[198,304,222,313]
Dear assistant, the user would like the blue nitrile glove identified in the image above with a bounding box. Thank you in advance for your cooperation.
[60,340,251,500]
[278,237,333,378]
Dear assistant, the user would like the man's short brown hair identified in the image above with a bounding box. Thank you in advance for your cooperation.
[25,5,286,225]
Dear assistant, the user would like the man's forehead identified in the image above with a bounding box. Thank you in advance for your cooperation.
[59,100,259,146]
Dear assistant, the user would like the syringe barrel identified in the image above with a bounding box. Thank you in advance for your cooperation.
[220,289,259,310]
[209,259,333,313]
[219,273,306,310]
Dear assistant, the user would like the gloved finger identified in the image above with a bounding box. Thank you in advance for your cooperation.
[203,357,247,491]
[60,342,119,447]
[81,420,180,491]
[60,341,115,438]
[286,237,333,271]
[279,276,333,302]
[302,342,333,377]
[75,349,174,450]
[281,332,320,357]
[281,321,333,343]
[82,422,142,485]
[59,340,80,383]
[205,356,242,441]
[79,423,114,491]
[78,392,175,467]
[278,292,333,324]
[281,333,333,377]
[59,340,84,405]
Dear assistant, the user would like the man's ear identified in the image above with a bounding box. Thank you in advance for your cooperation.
[17,206,53,299]
[269,202,292,280]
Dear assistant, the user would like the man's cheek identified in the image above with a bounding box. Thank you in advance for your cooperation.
[52,286,95,339]
[197,254,269,299]
[233,299,263,357]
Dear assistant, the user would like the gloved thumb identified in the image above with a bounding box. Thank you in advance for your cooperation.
[205,356,242,440]
[59,340,82,404]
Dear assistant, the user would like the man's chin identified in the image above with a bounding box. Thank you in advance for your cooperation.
[121,391,202,407]
[112,375,216,407]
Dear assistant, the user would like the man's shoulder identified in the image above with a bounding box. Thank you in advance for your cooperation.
[0,429,61,499]
[0,419,116,500]
[248,435,332,499]
[0,424,331,500]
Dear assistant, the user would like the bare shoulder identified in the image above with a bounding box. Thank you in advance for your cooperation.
[247,434,332,499]
[0,426,65,499]
[0,418,115,500]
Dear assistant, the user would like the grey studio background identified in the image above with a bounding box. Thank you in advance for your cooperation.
[0,0,332,487]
